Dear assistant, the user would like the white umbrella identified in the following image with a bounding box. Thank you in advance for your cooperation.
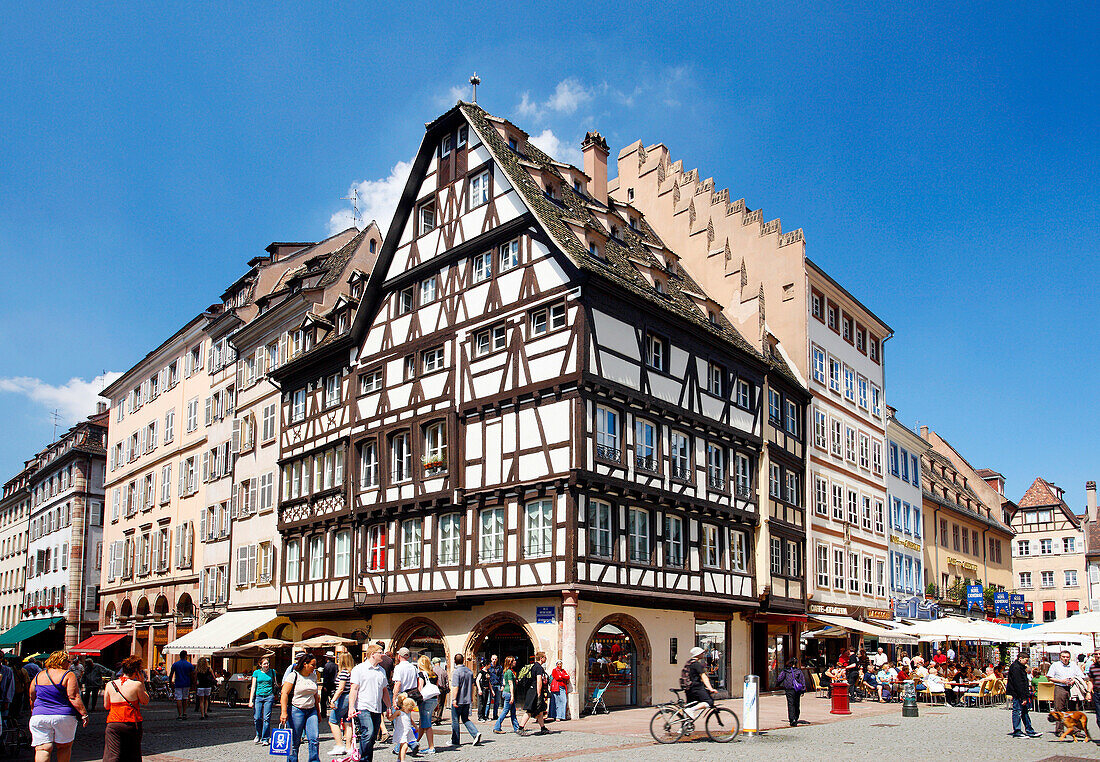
[1024,611,1100,638]
[294,635,357,649]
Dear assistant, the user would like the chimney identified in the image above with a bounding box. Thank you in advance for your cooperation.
[919,425,929,439]
[1087,481,1097,522]
[582,131,609,206]
[95,401,108,414]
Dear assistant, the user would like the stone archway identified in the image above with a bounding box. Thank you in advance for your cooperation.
[463,611,541,668]
[585,613,652,707]
[391,616,450,666]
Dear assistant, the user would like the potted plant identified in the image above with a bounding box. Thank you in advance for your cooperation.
[421,455,445,472]
[925,582,938,600]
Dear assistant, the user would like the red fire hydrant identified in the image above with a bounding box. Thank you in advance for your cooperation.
[830,681,852,715]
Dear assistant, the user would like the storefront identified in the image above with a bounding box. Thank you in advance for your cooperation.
[694,619,728,694]
[586,623,636,707]
[801,604,902,669]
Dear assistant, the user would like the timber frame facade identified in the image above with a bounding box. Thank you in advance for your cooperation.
[272,102,807,710]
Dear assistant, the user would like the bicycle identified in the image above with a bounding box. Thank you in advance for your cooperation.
[649,688,740,743]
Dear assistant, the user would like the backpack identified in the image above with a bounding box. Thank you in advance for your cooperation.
[679,662,695,690]
[788,668,806,693]
[515,663,536,695]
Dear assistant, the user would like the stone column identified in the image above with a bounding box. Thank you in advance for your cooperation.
[562,590,579,720]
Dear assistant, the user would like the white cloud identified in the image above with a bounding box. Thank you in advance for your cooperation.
[0,372,122,424]
[328,160,414,236]
[528,129,583,167]
[515,78,593,122]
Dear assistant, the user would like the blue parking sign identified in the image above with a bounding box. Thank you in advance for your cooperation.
[270,728,292,757]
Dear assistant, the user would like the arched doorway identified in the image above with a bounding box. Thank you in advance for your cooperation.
[585,614,652,708]
[104,601,117,628]
[392,618,449,665]
[464,613,538,669]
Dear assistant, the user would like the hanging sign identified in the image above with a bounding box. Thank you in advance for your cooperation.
[966,584,984,611]
[994,591,1010,616]
[1010,593,1026,617]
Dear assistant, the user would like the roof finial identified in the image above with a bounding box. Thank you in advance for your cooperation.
[469,73,481,104]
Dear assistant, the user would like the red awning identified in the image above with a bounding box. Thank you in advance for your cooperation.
[1042,601,1056,612]
[1067,601,1079,613]
[70,632,129,656]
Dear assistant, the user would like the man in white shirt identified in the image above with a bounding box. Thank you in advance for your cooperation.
[1047,650,1085,736]
[946,646,956,662]
[873,648,888,668]
[349,644,391,762]
[390,647,420,754]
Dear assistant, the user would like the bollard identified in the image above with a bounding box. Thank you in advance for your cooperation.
[829,681,851,715]
[742,674,760,736]
[901,679,919,718]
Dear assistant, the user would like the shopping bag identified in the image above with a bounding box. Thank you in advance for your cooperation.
[270,727,293,757]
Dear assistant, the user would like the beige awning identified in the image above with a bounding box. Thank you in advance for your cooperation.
[806,614,917,645]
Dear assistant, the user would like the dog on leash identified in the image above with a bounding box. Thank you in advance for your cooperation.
[1048,711,1092,742]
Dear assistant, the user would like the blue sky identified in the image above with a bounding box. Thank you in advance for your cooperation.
[1,2,1097,507]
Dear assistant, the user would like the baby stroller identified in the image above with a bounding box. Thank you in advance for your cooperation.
[582,681,611,716]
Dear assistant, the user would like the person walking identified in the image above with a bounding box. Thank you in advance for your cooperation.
[1006,652,1041,739]
[348,644,391,762]
[550,660,570,722]
[326,651,355,757]
[194,658,215,719]
[80,659,104,712]
[431,657,448,725]
[776,657,808,727]
[1047,649,1084,736]
[390,648,420,755]
[391,694,418,762]
[280,653,322,762]
[487,655,503,721]
[449,653,481,747]
[102,655,148,762]
[320,653,338,714]
[518,652,550,736]
[493,656,520,734]
[0,657,13,729]
[476,661,492,721]
[415,655,440,754]
[1086,650,1100,718]
[28,650,90,762]
[168,650,195,720]
[248,656,279,745]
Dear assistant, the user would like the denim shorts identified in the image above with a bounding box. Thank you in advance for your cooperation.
[328,694,348,724]
[418,697,437,729]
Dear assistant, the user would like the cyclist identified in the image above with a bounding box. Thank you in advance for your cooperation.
[683,647,717,707]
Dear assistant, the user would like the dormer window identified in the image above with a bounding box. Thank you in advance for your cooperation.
[627,188,635,201]
[419,203,435,235]
[544,183,556,199]
[609,225,619,239]
[588,241,600,258]
[573,179,582,193]
[337,313,348,334]
[458,125,468,147]
[653,279,665,295]
[369,239,376,254]
[508,136,518,150]
[441,134,454,158]
[351,282,363,299]
[629,216,638,230]
[708,311,718,325]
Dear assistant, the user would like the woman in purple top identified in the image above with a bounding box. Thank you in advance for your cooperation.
[28,650,89,762]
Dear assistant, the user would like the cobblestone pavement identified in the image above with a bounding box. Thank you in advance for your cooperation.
[22,698,1100,761]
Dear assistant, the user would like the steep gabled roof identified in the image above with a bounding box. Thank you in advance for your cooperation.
[1017,477,1081,528]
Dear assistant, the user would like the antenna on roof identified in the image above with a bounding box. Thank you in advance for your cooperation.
[469,73,481,104]
[50,409,61,440]
[341,189,362,230]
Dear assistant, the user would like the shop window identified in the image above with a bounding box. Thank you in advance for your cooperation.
[587,624,637,707]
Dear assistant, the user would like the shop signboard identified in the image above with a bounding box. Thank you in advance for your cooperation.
[1010,594,1026,617]
[994,591,1010,616]
[966,584,983,612]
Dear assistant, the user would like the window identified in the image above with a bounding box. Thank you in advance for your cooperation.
[730,531,747,572]
[816,544,829,587]
[261,403,276,441]
[423,422,447,473]
[843,366,855,401]
[785,471,800,506]
[827,303,838,331]
[1040,570,1054,588]
[702,524,721,568]
[869,337,879,362]
[1018,571,1032,589]
[857,377,868,409]
[308,536,324,580]
[367,525,386,572]
[645,333,667,371]
[438,513,460,565]
[324,375,340,408]
[498,240,519,272]
[635,420,656,472]
[847,489,858,525]
[876,558,885,597]
[403,355,415,381]
[524,499,553,557]
[333,531,350,577]
[813,409,827,450]
[469,169,491,207]
[848,553,859,592]
[812,346,825,384]
[814,476,828,517]
[291,389,306,422]
[595,406,620,461]
[707,444,725,490]
[474,325,507,357]
[420,276,437,304]
[811,290,823,320]
[842,315,852,343]
[858,433,869,469]
[1064,537,1076,553]
[872,440,883,475]
[1040,538,1052,555]
[862,496,873,531]
[400,519,421,568]
[529,303,566,335]
[419,203,435,235]
[768,389,781,423]
[856,326,866,353]
[871,385,881,417]
[735,379,751,409]
[358,441,378,488]
[670,431,690,480]
[1065,569,1078,587]
[390,432,411,482]
[479,507,504,562]
[421,346,445,373]
[828,358,841,392]
[845,427,856,462]
[360,369,383,394]
[735,453,752,497]
[769,464,781,498]
[186,398,199,432]
[833,548,844,588]
[961,527,970,553]
[628,508,649,563]
[910,455,919,487]
[830,419,842,457]
[588,500,612,558]
[832,484,844,521]
[472,251,492,283]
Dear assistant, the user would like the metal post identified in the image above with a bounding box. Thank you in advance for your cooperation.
[742,674,759,735]
[902,679,919,717]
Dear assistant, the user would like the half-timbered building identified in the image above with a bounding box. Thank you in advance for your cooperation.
[273,102,806,711]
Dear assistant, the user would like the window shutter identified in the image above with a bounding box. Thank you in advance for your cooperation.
[256,347,265,376]
[231,419,241,455]
[237,547,246,585]
[249,480,258,515]
[202,452,210,482]
[230,490,238,519]
[185,522,193,566]
[151,423,158,449]
[248,544,257,584]
[178,466,185,497]
[204,397,212,426]
[174,526,181,568]
[200,510,207,543]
